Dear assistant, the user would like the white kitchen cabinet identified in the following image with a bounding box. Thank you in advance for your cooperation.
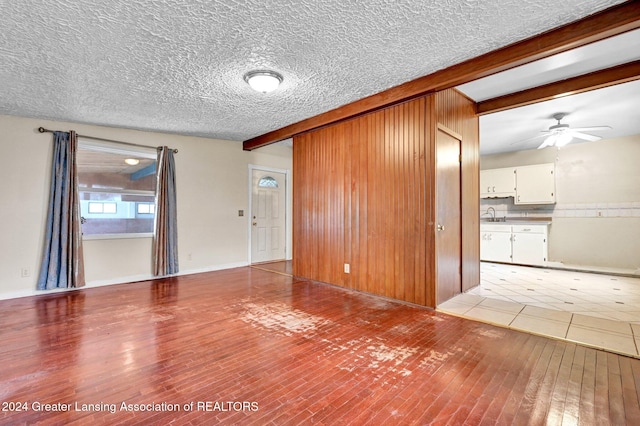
[515,163,555,204]
[480,223,549,267]
[480,167,516,198]
[480,225,513,263]
[511,225,548,266]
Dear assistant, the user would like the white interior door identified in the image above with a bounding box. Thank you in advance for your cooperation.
[251,169,286,263]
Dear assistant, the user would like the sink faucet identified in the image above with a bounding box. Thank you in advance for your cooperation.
[487,207,495,220]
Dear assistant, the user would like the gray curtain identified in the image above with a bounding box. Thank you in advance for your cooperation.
[37,131,85,290]
[153,146,179,276]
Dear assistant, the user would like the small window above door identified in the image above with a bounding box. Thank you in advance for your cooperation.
[258,176,279,188]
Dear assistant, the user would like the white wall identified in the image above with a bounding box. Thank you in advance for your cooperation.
[480,135,640,272]
[0,115,292,299]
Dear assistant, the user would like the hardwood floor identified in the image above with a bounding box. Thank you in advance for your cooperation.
[1,267,639,425]
[251,260,293,276]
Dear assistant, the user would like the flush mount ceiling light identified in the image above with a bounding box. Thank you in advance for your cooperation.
[124,158,140,165]
[243,70,283,93]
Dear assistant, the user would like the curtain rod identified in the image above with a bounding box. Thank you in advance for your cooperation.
[38,127,178,153]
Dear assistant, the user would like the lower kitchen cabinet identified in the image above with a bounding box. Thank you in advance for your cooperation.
[480,223,549,267]
[480,225,512,263]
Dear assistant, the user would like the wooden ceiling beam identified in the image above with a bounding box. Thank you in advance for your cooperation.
[477,60,640,115]
[243,0,640,150]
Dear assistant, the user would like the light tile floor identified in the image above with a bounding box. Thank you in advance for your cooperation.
[438,262,640,358]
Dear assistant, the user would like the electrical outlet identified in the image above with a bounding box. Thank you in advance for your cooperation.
[344,263,350,274]
[21,267,30,278]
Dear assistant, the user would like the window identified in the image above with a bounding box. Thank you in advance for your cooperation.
[77,138,157,238]
[136,203,155,215]
[88,202,117,214]
[258,176,279,188]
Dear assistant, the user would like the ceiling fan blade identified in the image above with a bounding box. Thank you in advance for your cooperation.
[537,135,556,149]
[570,126,612,132]
[509,133,547,145]
[570,131,601,142]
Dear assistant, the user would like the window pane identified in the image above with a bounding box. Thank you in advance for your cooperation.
[77,151,156,193]
[103,202,117,214]
[80,194,155,235]
[136,203,156,215]
[258,176,279,188]
[88,202,103,213]
[78,139,157,236]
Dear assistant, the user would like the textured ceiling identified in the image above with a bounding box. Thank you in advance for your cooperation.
[0,0,627,142]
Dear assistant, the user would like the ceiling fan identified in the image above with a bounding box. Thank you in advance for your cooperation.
[516,113,612,149]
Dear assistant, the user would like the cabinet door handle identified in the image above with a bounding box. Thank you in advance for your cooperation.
[492,186,495,192]
[437,224,445,231]
[487,186,490,192]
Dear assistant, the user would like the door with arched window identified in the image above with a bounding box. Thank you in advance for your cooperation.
[251,169,286,263]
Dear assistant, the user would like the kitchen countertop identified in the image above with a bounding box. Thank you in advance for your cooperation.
[480,217,552,226]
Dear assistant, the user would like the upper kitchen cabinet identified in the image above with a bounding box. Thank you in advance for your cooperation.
[515,163,556,204]
[480,167,515,198]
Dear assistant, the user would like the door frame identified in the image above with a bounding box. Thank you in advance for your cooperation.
[247,164,292,264]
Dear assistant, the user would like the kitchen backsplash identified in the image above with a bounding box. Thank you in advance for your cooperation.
[480,199,640,219]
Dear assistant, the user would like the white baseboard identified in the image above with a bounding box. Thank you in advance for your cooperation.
[0,261,250,301]
[544,261,639,277]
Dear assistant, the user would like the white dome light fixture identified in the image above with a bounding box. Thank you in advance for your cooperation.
[244,70,283,93]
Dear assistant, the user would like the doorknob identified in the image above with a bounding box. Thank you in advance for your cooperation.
[437,224,445,231]
[252,222,257,226]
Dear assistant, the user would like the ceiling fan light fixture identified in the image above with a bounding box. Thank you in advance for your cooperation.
[539,129,573,149]
[244,70,283,93]
[555,132,573,147]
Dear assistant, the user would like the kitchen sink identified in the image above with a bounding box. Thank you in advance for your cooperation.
[483,217,507,222]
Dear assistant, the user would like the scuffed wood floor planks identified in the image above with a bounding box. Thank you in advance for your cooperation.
[1,266,639,424]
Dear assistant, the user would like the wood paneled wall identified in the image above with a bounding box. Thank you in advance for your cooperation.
[293,121,349,287]
[293,89,478,307]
